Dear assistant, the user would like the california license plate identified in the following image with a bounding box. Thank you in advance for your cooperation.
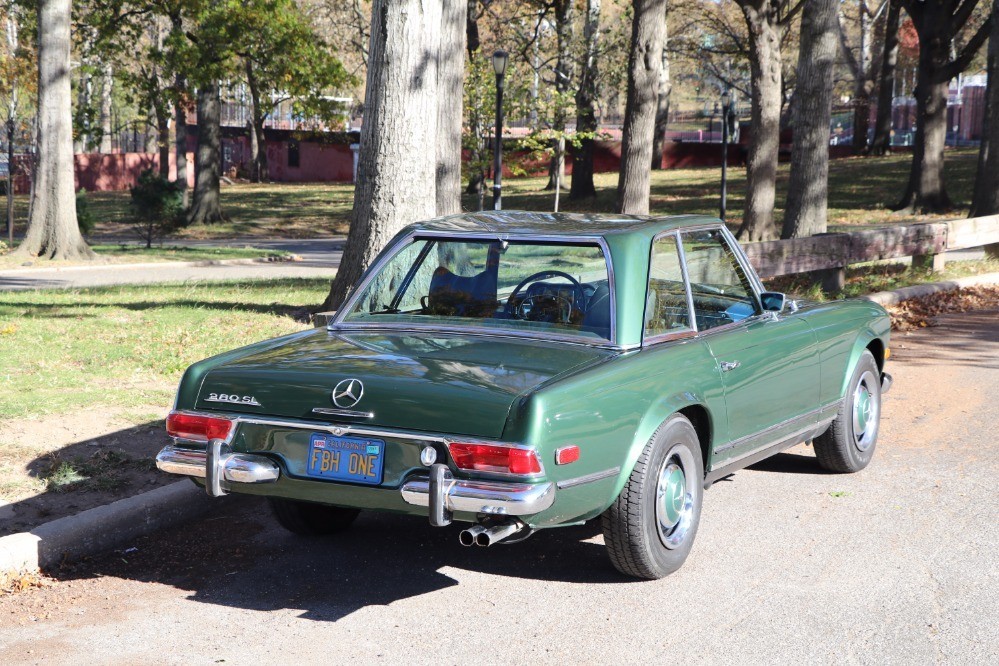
[306,433,385,485]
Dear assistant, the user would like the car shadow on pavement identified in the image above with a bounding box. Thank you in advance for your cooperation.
[47,498,629,622]
[746,450,834,476]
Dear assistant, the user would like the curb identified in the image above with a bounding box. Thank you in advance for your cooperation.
[0,254,300,275]
[0,480,220,576]
[861,271,999,307]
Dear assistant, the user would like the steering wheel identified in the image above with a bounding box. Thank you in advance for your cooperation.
[505,270,587,321]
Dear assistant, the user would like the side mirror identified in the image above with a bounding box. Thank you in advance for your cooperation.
[760,291,786,313]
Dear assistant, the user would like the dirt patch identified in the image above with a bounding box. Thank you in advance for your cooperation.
[0,406,175,537]
[886,286,999,331]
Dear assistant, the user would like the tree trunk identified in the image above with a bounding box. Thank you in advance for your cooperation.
[245,60,268,183]
[970,0,999,217]
[783,0,839,239]
[570,0,601,200]
[187,84,225,225]
[870,0,901,156]
[651,20,671,170]
[321,0,442,312]
[171,14,188,206]
[546,0,574,191]
[616,0,668,215]
[851,1,874,153]
[155,106,170,179]
[436,0,466,216]
[893,6,952,213]
[16,0,93,260]
[736,0,781,241]
[99,62,113,154]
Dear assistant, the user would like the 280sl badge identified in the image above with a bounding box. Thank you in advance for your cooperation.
[205,393,261,406]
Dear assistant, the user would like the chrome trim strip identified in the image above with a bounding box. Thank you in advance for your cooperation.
[642,230,697,346]
[718,418,836,469]
[329,322,619,348]
[400,476,556,516]
[556,466,620,490]
[712,399,843,456]
[675,229,700,333]
[155,445,280,485]
[329,230,620,347]
[311,407,375,419]
[236,415,447,442]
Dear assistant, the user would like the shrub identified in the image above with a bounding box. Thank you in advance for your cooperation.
[129,169,185,248]
[76,190,96,236]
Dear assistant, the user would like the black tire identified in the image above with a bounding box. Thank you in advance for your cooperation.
[814,350,881,473]
[601,414,704,580]
[268,497,360,535]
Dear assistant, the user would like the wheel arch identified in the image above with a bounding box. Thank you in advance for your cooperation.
[840,328,888,397]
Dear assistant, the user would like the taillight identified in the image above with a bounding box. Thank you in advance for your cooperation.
[447,442,542,475]
[166,411,234,442]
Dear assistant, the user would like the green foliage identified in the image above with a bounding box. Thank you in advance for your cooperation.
[76,191,96,236]
[129,169,185,247]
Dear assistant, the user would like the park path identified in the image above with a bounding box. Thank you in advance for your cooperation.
[1,309,997,663]
[0,239,343,291]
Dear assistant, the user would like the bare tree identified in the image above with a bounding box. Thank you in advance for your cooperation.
[546,0,576,192]
[16,0,93,260]
[321,0,443,311]
[869,0,901,155]
[783,0,839,238]
[971,0,999,219]
[570,0,601,200]
[838,1,877,153]
[437,0,467,216]
[893,0,992,213]
[617,0,668,215]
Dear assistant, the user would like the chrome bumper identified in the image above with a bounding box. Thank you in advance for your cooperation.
[400,473,556,517]
[156,442,280,496]
[881,372,893,394]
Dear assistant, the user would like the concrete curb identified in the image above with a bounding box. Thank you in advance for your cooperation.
[0,481,219,575]
[861,271,999,306]
[0,253,300,276]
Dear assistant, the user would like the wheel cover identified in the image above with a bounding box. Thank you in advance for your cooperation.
[655,444,696,550]
[852,370,880,452]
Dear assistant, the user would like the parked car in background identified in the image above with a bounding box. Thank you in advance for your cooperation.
[156,212,892,579]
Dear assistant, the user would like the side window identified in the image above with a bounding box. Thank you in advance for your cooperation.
[680,229,759,331]
[645,234,692,338]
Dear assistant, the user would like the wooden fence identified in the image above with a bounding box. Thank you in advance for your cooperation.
[742,215,999,291]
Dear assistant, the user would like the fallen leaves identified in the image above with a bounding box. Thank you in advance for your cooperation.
[0,569,54,596]
[887,286,999,331]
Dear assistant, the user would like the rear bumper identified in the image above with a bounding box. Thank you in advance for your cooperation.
[157,443,556,516]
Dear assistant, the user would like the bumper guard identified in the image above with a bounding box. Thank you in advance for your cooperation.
[156,442,280,497]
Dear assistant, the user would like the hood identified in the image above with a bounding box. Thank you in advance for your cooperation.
[195,329,615,439]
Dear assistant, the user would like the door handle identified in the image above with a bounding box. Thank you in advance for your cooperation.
[720,360,740,372]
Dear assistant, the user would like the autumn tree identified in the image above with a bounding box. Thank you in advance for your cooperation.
[838,0,878,153]
[783,0,839,238]
[893,0,992,213]
[17,0,93,260]
[617,0,668,215]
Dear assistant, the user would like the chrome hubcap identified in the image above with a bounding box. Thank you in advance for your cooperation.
[852,370,880,452]
[655,445,696,550]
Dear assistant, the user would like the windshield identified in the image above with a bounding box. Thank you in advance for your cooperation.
[340,237,613,342]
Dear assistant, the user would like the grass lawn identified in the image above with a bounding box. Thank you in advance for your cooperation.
[2,148,980,242]
[0,243,291,270]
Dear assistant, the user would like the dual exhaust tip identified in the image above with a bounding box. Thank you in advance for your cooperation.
[458,521,522,547]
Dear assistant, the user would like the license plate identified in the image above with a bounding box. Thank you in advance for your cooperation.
[306,433,385,485]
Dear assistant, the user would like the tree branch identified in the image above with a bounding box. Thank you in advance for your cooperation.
[838,10,861,78]
[937,14,993,82]
[952,0,981,30]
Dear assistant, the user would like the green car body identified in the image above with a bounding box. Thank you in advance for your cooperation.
[158,212,891,577]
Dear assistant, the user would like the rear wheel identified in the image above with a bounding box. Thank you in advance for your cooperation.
[268,497,360,535]
[814,350,882,473]
[601,414,704,580]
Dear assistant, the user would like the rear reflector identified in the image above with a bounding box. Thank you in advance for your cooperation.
[555,445,580,465]
[447,442,542,475]
[166,411,234,442]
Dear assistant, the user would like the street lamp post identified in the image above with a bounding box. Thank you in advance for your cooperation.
[720,90,735,221]
[491,50,509,211]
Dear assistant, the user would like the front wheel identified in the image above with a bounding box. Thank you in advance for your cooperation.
[813,350,882,473]
[601,414,704,580]
[268,497,360,535]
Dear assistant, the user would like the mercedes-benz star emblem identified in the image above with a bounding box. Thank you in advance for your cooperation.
[332,378,364,409]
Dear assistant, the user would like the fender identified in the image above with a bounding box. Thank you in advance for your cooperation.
[839,322,891,399]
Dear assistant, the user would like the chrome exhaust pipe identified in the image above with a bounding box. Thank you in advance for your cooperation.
[458,524,488,547]
[474,521,523,547]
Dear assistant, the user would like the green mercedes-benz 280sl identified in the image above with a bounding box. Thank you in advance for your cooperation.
[156,212,892,579]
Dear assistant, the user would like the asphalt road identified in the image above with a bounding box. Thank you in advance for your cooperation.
[0,239,343,291]
[1,311,997,664]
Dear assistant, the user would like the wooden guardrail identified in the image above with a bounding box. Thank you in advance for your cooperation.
[743,215,999,290]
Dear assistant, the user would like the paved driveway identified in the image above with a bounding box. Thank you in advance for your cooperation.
[1,311,997,664]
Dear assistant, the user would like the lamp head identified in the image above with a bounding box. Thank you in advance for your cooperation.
[492,50,509,78]
[721,89,731,109]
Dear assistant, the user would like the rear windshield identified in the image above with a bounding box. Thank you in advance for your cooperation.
[340,237,613,342]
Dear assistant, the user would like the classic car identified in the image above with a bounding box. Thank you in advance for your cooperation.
[156,212,892,579]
